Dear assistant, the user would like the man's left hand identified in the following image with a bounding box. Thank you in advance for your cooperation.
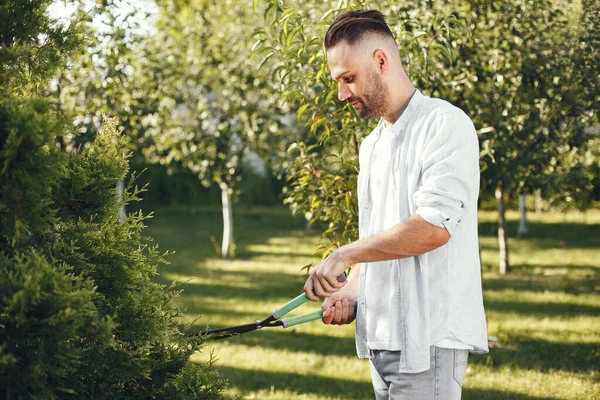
[304,249,351,301]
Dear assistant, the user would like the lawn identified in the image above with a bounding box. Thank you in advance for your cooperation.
[145,206,600,400]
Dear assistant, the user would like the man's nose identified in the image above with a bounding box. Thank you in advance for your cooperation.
[338,83,351,102]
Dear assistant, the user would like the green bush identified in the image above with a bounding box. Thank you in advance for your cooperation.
[0,114,227,399]
[0,1,226,398]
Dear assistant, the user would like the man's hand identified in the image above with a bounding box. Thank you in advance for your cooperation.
[322,279,358,325]
[303,249,352,301]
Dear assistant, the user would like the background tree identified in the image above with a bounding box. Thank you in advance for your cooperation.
[56,0,157,218]
[56,0,151,140]
[253,0,470,259]
[134,0,298,259]
[450,0,596,273]
[257,0,598,274]
[0,1,226,397]
[541,0,600,213]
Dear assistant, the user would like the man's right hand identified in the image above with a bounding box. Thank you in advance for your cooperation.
[321,278,358,325]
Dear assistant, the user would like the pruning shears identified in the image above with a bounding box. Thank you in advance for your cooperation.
[197,273,347,340]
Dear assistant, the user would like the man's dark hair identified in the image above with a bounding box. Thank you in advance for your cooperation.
[324,10,395,50]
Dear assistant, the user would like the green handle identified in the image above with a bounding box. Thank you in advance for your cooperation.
[272,273,347,319]
[282,309,323,328]
[272,293,309,319]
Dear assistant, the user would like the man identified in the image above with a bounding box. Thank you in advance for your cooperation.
[303,10,488,400]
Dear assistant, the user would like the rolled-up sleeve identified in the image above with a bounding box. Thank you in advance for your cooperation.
[414,110,479,237]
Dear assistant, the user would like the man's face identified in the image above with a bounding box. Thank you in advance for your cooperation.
[327,41,390,119]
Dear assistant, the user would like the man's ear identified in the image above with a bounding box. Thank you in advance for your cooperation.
[373,49,388,74]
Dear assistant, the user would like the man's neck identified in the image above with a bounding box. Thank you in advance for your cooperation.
[383,86,417,127]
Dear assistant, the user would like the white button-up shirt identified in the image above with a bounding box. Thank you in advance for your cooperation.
[355,89,489,373]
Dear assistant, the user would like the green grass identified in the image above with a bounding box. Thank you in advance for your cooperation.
[145,206,600,400]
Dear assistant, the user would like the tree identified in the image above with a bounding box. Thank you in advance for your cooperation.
[253,0,470,258]
[138,0,296,259]
[56,0,160,150]
[0,1,226,397]
[450,0,596,273]
[257,0,597,275]
[56,0,157,218]
[542,0,600,212]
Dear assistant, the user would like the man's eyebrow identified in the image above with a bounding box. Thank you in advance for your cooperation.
[332,70,350,81]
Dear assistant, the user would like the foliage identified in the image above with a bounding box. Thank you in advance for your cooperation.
[0,0,84,92]
[137,0,291,192]
[56,0,155,145]
[125,0,311,257]
[0,1,226,397]
[57,0,305,256]
[434,0,598,271]
[542,0,600,210]
[255,0,598,271]
[445,0,596,206]
[254,0,470,256]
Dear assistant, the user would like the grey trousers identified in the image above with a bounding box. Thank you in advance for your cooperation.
[368,347,469,400]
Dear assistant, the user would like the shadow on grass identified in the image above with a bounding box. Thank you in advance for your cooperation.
[216,366,374,400]
[201,330,358,358]
[469,339,600,374]
[207,329,600,376]
[217,365,563,400]
[508,264,600,274]
[478,221,600,250]
[483,298,600,317]
[463,387,557,400]
[160,263,307,283]
[483,272,599,294]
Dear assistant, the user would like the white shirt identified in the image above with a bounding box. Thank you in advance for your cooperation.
[369,112,474,352]
[355,90,488,373]
[364,126,404,349]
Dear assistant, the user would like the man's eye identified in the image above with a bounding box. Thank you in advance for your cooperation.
[345,77,353,83]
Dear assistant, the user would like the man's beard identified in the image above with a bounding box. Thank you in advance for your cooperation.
[349,70,390,119]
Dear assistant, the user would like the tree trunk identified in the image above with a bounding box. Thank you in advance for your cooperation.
[117,180,126,222]
[305,211,313,231]
[535,188,543,215]
[518,193,528,237]
[495,183,510,274]
[221,183,233,259]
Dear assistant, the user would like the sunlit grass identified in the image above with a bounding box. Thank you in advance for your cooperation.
[146,206,600,400]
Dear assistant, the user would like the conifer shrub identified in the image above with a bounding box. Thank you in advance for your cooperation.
[0,1,226,398]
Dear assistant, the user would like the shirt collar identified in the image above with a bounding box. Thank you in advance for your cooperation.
[377,89,424,138]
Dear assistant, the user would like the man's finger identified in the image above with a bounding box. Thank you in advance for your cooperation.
[315,271,337,293]
[341,298,349,322]
[323,306,335,325]
[321,298,331,317]
[304,277,319,301]
[333,300,343,324]
[312,277,331,298]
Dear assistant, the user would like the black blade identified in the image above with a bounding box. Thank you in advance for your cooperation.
[190,315,284,340]
[197,322,259,340]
